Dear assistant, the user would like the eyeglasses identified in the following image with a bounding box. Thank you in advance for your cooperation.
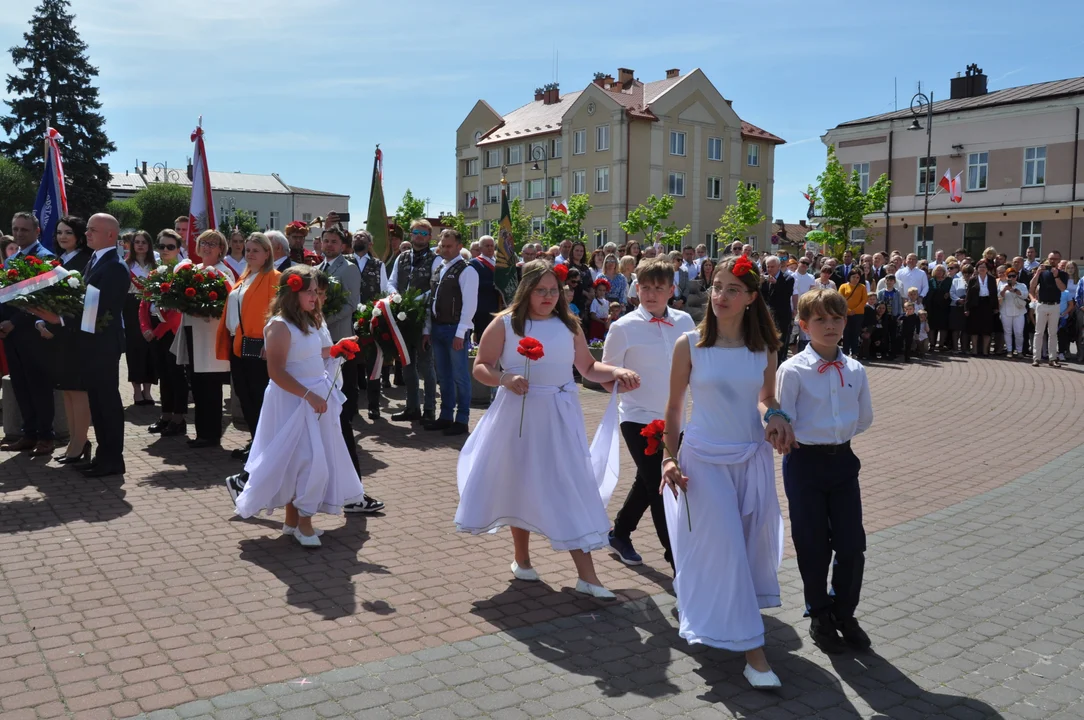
[158,244,178,251]
[532,288,561,298]
[711,285,750,299]
[411,230,430,237]
[198,240,220,248]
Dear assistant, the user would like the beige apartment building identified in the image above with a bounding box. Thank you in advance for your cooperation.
[823,67,1084,261]
[455,67,784,254]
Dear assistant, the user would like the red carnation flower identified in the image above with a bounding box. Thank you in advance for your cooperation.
[640,419,666,456]
[208,291,218,301]
[26,256,42,266]
[286,274,304,292]
[184,287,197,298]
[732,256,755,277]
[160,282,172,292]
[193,273,205,283]
[330,338,360,360]
[516,337,544,361]
[50,260,61,267]
[552,264,569,282]
[7,269,19,279]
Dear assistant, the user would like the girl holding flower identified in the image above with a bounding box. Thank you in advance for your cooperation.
[456,259,641,599]
[124,230,158,405]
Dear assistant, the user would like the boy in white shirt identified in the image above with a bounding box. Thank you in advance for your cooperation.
[777,289,874,655]
[601,258,696,570]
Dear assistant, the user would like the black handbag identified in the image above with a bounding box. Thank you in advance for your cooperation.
[237,294,264,359]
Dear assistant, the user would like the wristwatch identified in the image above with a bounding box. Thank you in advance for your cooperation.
[763,408,791,424]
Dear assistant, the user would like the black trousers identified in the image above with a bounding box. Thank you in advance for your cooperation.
[152,330,188,415]
[3,332,54,440]
[613,422,674,568]
[339,359,361,475]
[229,350,269,437]
[87,352,125,468]
[359,354,381,411]
[188,371,227,441]
[782,445,866,620]
[123,295,157,383]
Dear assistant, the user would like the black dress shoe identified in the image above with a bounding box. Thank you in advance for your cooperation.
[420,410,436,423]
[809,614,847,655]
[423,419,453,431]
[368,408,381,420]
[160,420,187,437]
[442,422,468,437]
[148,419,168,434]
[188,438,220,449]
[81,464,125,478]
[390,409,420,422]
[231,441,252,460]
[834,615,872,650]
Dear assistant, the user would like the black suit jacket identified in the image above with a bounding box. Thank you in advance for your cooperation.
[469,258,500,329]
[760,272,795,326]
[77,249,129,360]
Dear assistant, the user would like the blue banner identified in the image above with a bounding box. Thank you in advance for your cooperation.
[33,150,61,252]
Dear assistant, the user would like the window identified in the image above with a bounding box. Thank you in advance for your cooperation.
[967,152,988,191]
[507,181,522,201]
[852,162,870,193]
[595,228,608,248]
[917,156,937,195]
[1020,221,1042,255]
[464,190,478,209]
[485,149,500,168]
[529,142,545,162]
[746,234,757,247]
[850,228,866,244]
[484,184,500,204]
[596,124,610,152]
[302,213,312,224]
[268,211,279,230]
[527,179,544,200]
[746,181,759,191]
[506,144,522,165]
[963,223,985,260]
[595,167,610,193]
[668,171,686,197]
[706,176,722,200]
[669,131,686,156]
[531,217,545,235]
[707,137,723,162]
[250,210,259,225]
[1024,146,1046,186]
[464,158,478,176]
[572,169,586,194]
[706,232,718,257]
[573,129,586,155]
[549,176,562,198]
[746,143,760,167]
[550,137,562,159]
[482,219,495,235]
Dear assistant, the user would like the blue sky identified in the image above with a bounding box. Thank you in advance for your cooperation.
[2,0,1082,228]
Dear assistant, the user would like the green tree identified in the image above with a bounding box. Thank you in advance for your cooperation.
[715,182,766,247]
[541,194,591,247]
[507,197,533,250]
[440,211,479,242]
[0,156,36,233]
[105,198,142,230]
[218,208,260,236]
[0,0,116,218]
[392,189,426,234]
[132,183,190,236]
[806,145,891,259]
[619,194,690,248]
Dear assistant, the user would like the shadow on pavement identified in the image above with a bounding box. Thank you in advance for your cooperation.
[0,457,131,532]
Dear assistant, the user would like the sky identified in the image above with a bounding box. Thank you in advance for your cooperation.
[2,0,1083,228]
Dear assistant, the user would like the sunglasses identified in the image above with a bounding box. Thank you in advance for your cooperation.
[158,244,178,250]
[1007,273,1018,278]
[411,230,430,237]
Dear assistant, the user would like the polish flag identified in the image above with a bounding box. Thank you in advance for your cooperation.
[951,173,964,203]
[551,201,568,213]
[185,122,216,262]
[468,196,477,208]
[938,169,953,195]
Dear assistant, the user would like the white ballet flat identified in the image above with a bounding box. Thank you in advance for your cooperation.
[282,524,323,537]
[743,663,782,689]
[510,561,540,582]
[574,579,616,599]
[293,530,322,548]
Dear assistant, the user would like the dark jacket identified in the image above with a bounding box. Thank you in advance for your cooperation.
[469,257,500,331]
[77,248,129,359]
[760,271,795,327]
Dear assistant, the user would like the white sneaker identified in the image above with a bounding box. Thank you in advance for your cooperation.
[282,524,323,537]
[743,663,782,689]
[574,579,616,599]
[294,530,321,548]
[511,561,540,582]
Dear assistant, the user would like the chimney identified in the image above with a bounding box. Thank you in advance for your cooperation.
[617,67,634,86]
[141,160,147,175]
[542,82,559,105]
[534,87,544,101]
[799,220,807,228]
[186,162,193,181]
[665,68,680,79]
[950,63,988,100]
[602,74,614,89]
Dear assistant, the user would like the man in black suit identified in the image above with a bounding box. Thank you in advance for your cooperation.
[469,235,501,343]
[761,255,795,365]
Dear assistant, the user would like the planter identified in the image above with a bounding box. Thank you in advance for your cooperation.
[582,347,604,391]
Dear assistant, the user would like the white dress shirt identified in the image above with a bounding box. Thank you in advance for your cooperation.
[777,345,873,446]
[274,256,289,270]
[1023,259,1040,272]
[894,265,929,298]
[356,254,389,294]
[388,252,442,294]
[426,256,478,337]
[602,305,696,425]
[225,274,256,335]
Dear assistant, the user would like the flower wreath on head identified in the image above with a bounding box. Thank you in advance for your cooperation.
[552,264,569,282]
[732,256,757,279]
[593,277,611,291]
[279,274,304,294]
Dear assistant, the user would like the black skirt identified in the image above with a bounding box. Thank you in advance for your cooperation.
[51,323,86,391]
[123,295,158,383]
[967,295,997,336]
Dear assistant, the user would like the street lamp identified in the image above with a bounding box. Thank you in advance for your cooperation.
[908,91,934,256]
[219,197,236,228]
[530,143,549,211]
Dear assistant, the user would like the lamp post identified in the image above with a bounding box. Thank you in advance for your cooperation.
[219,197,236,229]
[151,162,182,184]
[531,143,549,213]
[908,91,934,257]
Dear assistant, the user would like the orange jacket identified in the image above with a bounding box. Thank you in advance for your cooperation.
[216,269,281,360]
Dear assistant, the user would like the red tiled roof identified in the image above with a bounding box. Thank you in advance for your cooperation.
[777,223,812,242]
[742,121,785,144]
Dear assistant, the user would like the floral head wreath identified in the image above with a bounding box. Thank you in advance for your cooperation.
[279,274,304,294]
[594,277,611,290]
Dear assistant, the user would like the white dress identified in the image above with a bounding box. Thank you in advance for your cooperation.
[455,315,611,552]
[234,317,364,518]
[664,331,784,651]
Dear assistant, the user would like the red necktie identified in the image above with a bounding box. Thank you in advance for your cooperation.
[650,316,673,327]
[818,359,845,387]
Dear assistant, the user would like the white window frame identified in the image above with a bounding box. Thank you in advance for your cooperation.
[550,137,562,159]
[595,167,610,193]
[573,129,586,155]
[595,124,610,152]
[917,156,937,195]
[668,171,686,197]
[850,228,867,244]
[250,210,259,225]
[464,157,478,176]
[746,143,760,167]
[302,213,312,224]
[268,211,279,230]
[669,130,686,156]
[707,136,723,162]
[1020,221,1042,255]
[1023,146,1046,187]
[531,217,545,235]
[706,176,722,200]
[507,181,522,201]
[464,190,478,209]
[594,228,608,249]
[572,169,586,195]
[967,152,988,191]
[706,232,718,257]
[485,149,500,169]
[852,162,870,193]
[483,219,494,235]
[506,144,522,165]
[549,176,562,198]
[484,184,499,204]
[746,181,759,191]
[526,178,544,200]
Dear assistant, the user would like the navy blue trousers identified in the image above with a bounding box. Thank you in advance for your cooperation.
[782,444,866,620]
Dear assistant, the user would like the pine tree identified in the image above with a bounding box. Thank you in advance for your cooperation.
[1,0,116,219]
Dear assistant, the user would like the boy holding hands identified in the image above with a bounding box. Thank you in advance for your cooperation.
[777,289,874,654]
[602,258,696,570]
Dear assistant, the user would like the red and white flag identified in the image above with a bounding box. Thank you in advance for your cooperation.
[468,195,477,208]
[951,172,964,203]
[550,200,568,213]
[186,122,216,262]
[938,169,953,195]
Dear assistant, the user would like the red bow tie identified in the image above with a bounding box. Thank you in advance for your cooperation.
[649,316,673,327]
[818,359,845,387]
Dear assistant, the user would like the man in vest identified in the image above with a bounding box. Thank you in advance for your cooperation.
[388,219,441,423]
[351,230,389,418]
[470,234,501,343]
[425,228,477,437]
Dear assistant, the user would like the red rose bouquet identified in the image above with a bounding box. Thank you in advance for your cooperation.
[516,337,544,437]
[317,338,361,417]
[352,289,427,375]
[0,255,86,318]
[153,264,229,317]
[641,419,691,530]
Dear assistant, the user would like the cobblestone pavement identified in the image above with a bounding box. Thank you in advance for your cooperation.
[1,355,1083,719]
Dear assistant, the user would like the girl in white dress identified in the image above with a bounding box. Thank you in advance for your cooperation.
[660,256,796,689]
[457,260,641,599]
[234,266,364,547]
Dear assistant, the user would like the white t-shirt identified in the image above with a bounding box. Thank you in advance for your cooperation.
[792,271,816,297]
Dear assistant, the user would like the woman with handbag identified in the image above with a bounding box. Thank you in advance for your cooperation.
[217,232,279,463]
